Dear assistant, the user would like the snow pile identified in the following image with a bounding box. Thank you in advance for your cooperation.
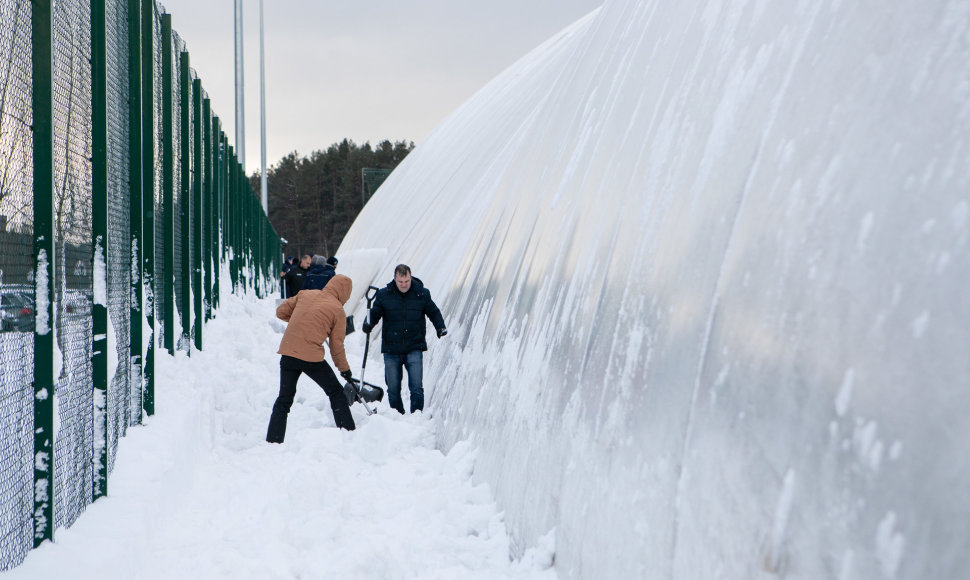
[5,291,557,580]
[339,0,970,578]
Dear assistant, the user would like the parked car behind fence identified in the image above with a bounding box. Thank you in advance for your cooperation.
[0,285,34,333]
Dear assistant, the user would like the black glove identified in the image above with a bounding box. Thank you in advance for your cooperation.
[340,369,354,382]
[436,327,448,338]
[362,322,372,334]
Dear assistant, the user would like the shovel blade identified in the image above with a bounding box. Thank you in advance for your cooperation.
[344,379,385,406]
[359,383,384,403]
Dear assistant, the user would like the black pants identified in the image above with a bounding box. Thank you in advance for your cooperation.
[266,355,356,443]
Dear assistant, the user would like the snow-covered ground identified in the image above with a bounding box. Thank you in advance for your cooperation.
[4,290,556,580]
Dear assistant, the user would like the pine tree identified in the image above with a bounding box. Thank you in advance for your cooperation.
[253,139,414,258]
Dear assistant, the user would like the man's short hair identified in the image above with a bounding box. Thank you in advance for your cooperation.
[301,254,312,261]
[311,255,328,267]
[394,264,411,277]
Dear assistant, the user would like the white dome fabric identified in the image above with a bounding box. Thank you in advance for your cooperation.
[339,1,970,578]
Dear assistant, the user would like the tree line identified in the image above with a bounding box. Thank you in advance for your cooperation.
[253,139,414,260]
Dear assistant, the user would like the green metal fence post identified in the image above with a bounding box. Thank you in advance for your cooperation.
[192,77,203,349]
[128,0,144,422]
[232,144,237,291]
[225,143,231,288]
[211,117,221,312]
[220,136,227,265]
[230,142,236,288]
[261,207,266,291]
[141,0,155,416]
[202,98,212,321]
[179,51,191,350]
[238,160,244,290]
[236,170,241,280]
[227,137,233,287]
[246,184,252,294]
[242,162,249,290]
[31,0,55,547]
[219,134,227,266]
[252,175,258,291]
[227,145,236,290]
[161,13,175,355]
[255,206,262,297]
[225,136,230,272]
[241,163,247,290]
[246,182,252,294]
[91,0,109,501]
[232,144,237,284]
[256,186,262,291]
[238,162,246,291]
[249,191,255,296]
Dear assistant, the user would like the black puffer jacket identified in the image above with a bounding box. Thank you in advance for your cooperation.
[283,266,308,297]
[303,264,336,291]
[366,277,445,354]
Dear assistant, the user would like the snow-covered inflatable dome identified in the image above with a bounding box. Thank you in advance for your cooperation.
[339,1,970,577]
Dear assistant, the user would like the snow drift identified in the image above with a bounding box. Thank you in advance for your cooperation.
[339,1,970,578]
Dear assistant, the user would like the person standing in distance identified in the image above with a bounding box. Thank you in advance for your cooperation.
[280,256,296,298]
[362,264,447,414]
[282,254,311,298]
[303,255,338,291]
[267,274,356,443]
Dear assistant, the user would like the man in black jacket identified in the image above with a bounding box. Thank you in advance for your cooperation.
[362,264,447,414]
[282,254,310,297]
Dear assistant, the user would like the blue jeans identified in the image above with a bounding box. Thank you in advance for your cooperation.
[384,351,424,413]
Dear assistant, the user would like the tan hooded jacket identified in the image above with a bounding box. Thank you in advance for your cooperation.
[276,274,352,371]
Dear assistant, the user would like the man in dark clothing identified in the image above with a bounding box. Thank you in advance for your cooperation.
[282,254,311,297]
[303,255,338,291]
[362,264,447,414]
[280,256,296,298]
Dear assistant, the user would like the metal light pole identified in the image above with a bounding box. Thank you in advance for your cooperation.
[234,0,245,169]
[259,0,267,213]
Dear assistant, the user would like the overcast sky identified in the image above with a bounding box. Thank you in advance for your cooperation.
[156,0,603,172]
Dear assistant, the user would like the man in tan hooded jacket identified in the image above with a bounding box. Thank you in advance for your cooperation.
[266,274,356,442]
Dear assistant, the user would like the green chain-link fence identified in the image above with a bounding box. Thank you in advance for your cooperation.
[0,0,280,570]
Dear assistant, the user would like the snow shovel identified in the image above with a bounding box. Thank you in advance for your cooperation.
[342,374,379,415]
[346,285,382,415]
[342,378,384,406]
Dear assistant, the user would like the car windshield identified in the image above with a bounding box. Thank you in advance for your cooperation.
[1,291,34,308]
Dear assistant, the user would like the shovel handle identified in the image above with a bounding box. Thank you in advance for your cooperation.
[366,285,379,307]
[360,285,382,397]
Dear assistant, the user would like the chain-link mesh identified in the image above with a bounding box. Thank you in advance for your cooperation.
[0,0,279,570]
[172,32,186,350]
[51,0,95,534]
[152,3,165,351]
[189,68,200,343]
[0,0,34,569]
[198,86,208,323]
[106,0,131,475]
[186,68,196,345]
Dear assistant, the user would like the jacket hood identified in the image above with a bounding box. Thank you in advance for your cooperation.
[385,276,425,294]
[324,274,353,304]
[307,263,327,276]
